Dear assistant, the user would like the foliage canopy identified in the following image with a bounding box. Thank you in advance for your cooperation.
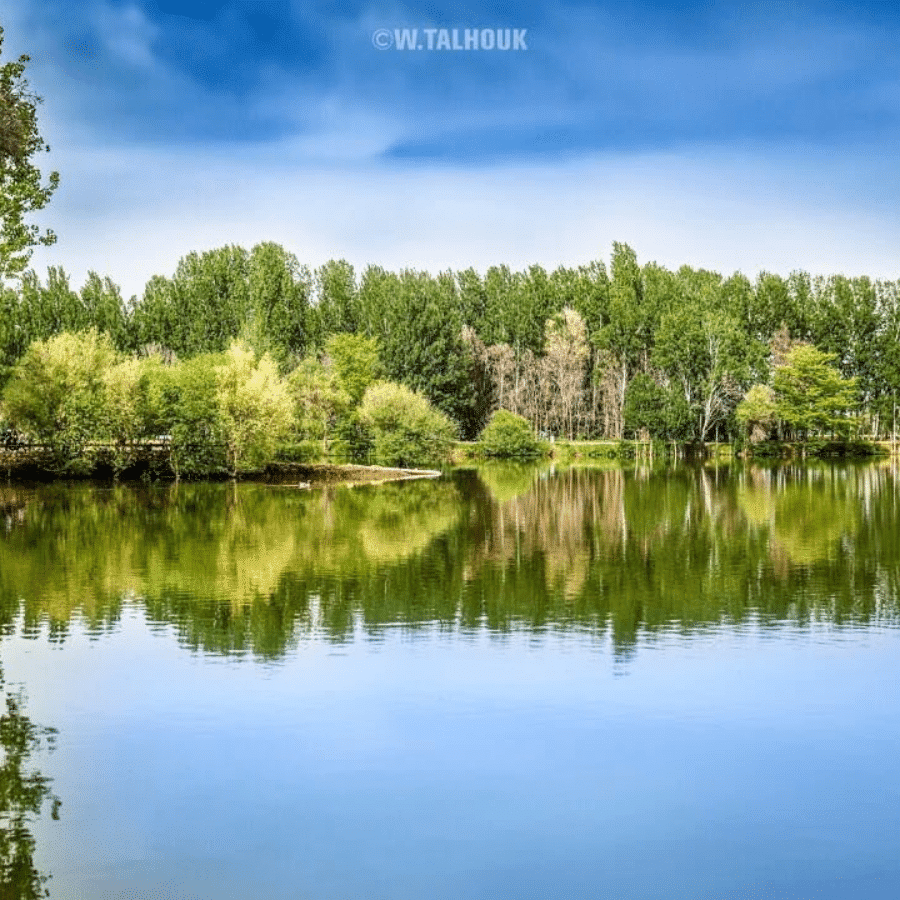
[358,382,456,468]
[478,409,544,458]
[0,28,59,281]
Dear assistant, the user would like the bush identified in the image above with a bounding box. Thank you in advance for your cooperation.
[1,329,119,470]
[358,382,456,467]
[477,410,543,458]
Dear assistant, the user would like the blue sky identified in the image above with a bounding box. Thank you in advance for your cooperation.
[2,0,900,298]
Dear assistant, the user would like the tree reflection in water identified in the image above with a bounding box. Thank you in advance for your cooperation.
[1,463,899,660]
[0,671,60,899]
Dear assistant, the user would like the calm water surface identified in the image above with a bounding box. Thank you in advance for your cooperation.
[1,461,899,899]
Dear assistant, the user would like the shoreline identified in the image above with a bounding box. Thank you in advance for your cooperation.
[2,437,896,484]
[0,449,443,487]
[453,437,897,463]
[261,462,442,486]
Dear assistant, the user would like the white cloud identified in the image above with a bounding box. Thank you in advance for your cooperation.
[24,140,900,300]
[95,1,159,71]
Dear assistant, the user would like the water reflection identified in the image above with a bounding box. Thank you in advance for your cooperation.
[0,461,898,658]
[0,670,60,899]
[2,465,897,900]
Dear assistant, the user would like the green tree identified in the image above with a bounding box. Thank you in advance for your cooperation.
[131,246,252,358]
[653,305,750,442]
[156,353,226,479]
[478,409,543,458]
[215,343,293,477]
[735,384,778,441]
[785,270,815,342]
[14,267,86,344]
[751,272,791,343]
[0,28,59,281]
[323,333,380,405]
[245,242,310,368]
[311,259,358,342]
[100,355,164,475]
[1,329,118,469]
[623,373,667,438]
[773,344,858,439]
[358,381,456,467]
[623,373,693,441]
[594,243,649,436]
[172,245,250,356]
[481,264,521,346]
[0,284,28,386]
[355,265,394,341]
[287,356,350,458]
[456,267,490,338]
[128,274,179,354]
[375,270,476,436]
[549,263,608,344]
[873,279,900,439]
[519,264,560,353]
[81,271,128,350]
[722,271,755,338]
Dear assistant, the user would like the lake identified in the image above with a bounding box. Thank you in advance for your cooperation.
[1,460,899,899]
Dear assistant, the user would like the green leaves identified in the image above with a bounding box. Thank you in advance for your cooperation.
[368,269,476,435]
[324,333,380,405]
[653,302,749,441]
[478,410,543,458]
[735,384,777,440]
[100,356,161,473]
[1,330,118,470]
[246,242,311,368]
[143,353,225,479]
[772,344,859,439]
[0,28,59,282]
[358,382,456,468]
[287,355,351,457]
[129,243,310,363]
[623,374,668,438]
[3,236,900,448]
[311,259,358,341]
[215,343,294,477]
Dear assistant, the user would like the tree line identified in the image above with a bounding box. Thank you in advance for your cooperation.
[1,240,898,451]
[0,326,463,475]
